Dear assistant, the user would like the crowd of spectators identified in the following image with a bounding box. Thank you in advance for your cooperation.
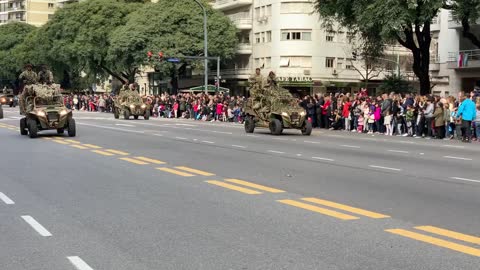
[62,88,480,143]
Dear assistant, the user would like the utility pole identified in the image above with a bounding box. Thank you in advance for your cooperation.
[193,0,209,94]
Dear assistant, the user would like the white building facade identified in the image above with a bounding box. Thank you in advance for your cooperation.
[214,0,417,96]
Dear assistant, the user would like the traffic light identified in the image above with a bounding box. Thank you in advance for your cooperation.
[158,52,164,59]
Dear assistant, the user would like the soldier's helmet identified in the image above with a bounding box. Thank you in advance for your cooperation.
[24,63,33,69]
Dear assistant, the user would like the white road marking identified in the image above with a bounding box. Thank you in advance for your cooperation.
[443,156,473,161]
[21,216,52,237]
[78,123,145,134]
[388,150,409,154]
[175,137,187,140]
[312,157,334,162]
[115,124,135,127]
[246,135,259,137]
[272,138,288,141]
[175,123,196,127]
[153,134,163,137]
[67,256,95,270]
[340,145,361,149]
[232,145,246,148]
[268,150,285,154]
[304,140,320,144]
[369,165,402,171]
[202,141,214,144]
[0,192,15,204]
[419,153,425,155]
[442,145,465,149]
[450,177,480,184]
[296,154,302,157]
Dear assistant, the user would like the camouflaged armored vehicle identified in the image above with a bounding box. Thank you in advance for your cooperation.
[19,85,75,138]
[113,92,150,120]
[243,76,312,136]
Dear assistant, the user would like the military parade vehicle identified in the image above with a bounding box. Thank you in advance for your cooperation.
[19,84,76,138]
[0,94,16,107]
[113,91,150,120]
[243,73,312,136]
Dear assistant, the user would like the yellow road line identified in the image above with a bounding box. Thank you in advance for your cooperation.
[71,145,88,150]
[174,166,215,176]
[277,200,359,220]
[156,168,195,177]
[415,226,480,245]
[134,157,166,164]
[120,157,149,165]
[105,149,129,156]
[302,198,390,219]
[42,137,52,140]
[91,150,115,156]
[206,181,262,195]
[83,144,102,149]
[52,140,70,145]
[386,229,480,257]
[225,179,285,193]
[65,139,81,144]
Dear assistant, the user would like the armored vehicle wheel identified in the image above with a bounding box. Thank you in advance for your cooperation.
[27,118,38,138]
[269,119,283,135]
[124,110,130,120]
[302,120,312,136]
[20,118,28,135]
[57,128,65,134]
[134,115,139,120]
[244,116,255,133]
[144,110,150,120]
[114,108,119,119]
[67,118,76,137]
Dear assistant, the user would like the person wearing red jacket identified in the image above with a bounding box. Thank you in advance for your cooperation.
[342,97,352,131]
[322,96,331,129]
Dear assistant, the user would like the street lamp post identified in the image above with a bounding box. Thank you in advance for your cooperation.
[192,0,209,94]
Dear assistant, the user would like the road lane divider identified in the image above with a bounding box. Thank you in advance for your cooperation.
[65,139,81,144]
[174,166,215,176]
[206,180,262,195]
[21,215,52,237]
[52,140,70,145]
[0,192,15,205]
[71,145,88,150]
[157,167,195,177]
[119,157,149,165]
[368,165,402,171]
[41,137,52,140]
[277,200,359,220]
[82,144,102,149]
[302,198,390,219]
[415,226,480,245]
[225,179,285,193]
[91,150,115,156]
[134,156,166,164]
[67,256,95,270]
[386,228,480,257]
[105,149,129,156]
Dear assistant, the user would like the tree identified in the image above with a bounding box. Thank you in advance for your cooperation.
[0,22,36,81]
[107,0,237,89]
[378,74,415,95]
[449,0,480,48]
[315,0,444,95]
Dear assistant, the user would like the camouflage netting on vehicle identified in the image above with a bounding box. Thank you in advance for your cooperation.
[20,84,62,114]
[116,90,142,106]
[248,80,301,122]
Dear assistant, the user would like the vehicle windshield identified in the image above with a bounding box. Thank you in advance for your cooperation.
[34,95,63,107]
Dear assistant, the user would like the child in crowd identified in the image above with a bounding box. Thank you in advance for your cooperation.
[405,105,415,136]
[357,112,364,133]
[384,111,393,136]
[367,108,375,134]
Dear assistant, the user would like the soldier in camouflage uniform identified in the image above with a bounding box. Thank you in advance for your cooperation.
[37,64,54,85]
[18,64,38,115]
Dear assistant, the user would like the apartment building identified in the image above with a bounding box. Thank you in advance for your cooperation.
[213,0,435,96]
[0,0,57,26]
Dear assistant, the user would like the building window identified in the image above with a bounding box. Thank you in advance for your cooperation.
[280,2,313,14]
[255,58,260,68]
[48,3,55,8]
[48,14,53,20]
[345,59,355,70]
[266,57,271,68]
[255,33,260,44]
[255,7,260,20]
[266,31,272,42]
[266,5,272,17]
[325,57,335,68]
[337,59,343,69]
[326,35,334,42]
[280,56,312,68]
[281,30,312,41]
[261,32,265,43]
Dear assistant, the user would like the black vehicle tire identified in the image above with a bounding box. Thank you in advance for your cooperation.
[244,116,255,133]
[302,120,312,136]
[269,119,283,135]
[0,108,3,119]
[27,118,38,138]
[114,108,119,119]
[9,104,12,108]
[144,110,150,120]
[20,118,28,135]
[134,115,139,120]
[57,128,65,134]
[124,110,130,120]
[67,118,76,137]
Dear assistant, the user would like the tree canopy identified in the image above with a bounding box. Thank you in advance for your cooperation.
[0,22,36,80]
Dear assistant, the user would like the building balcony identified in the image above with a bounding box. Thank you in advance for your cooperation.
[447,49,480,69]
[213,0,253,11]
[7,6,26,12]
[220,68,251,79]
[231,18,252,30]
[237,43,252,54]
[429,55,440,71]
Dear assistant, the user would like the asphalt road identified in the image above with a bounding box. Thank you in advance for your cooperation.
[1,106,479,270]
